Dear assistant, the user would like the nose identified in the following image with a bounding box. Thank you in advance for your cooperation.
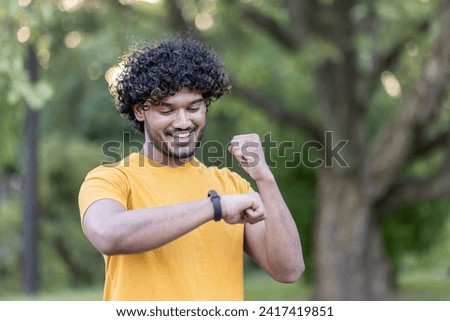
[172,109,192,130]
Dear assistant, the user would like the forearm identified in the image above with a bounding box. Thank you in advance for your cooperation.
[83,198,214,255]
[228,133,304,281]
[255,173,304,281]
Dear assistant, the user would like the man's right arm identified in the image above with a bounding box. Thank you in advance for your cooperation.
[82,192,265,255]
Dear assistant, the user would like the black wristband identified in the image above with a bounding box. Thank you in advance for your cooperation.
[208,190,222,221]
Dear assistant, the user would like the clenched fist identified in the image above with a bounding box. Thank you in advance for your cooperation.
[220,192,266,224]
[228,134,272,182]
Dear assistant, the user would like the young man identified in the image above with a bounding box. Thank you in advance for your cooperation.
[78,37,304,300]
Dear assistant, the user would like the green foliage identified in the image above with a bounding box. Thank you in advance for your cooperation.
[382,146,450,279]
[0,137,106,294]
[38,136,105,289]
[382,201,450,278]
[0,2,55,108]
[0,1,56,172]
[0,195,22,294]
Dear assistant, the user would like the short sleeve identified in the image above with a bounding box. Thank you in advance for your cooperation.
[78,165,129,221]
[230,171,253,194]
[212,166,254,195]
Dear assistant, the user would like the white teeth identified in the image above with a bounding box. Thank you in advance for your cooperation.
[174,132,190,138]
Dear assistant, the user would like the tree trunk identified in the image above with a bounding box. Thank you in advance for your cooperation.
[22,44,39,294]
[313,167,394,300]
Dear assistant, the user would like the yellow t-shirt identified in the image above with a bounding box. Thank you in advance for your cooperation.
[78,152,252,301]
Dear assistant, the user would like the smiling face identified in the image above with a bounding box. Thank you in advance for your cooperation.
[133,88,207,165]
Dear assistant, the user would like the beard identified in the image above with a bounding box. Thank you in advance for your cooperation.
[145,121,205,160]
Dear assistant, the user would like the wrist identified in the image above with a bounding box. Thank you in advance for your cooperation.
[253,168,275,184]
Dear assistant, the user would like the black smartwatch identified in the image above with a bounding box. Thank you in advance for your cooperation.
[208,190,222,221]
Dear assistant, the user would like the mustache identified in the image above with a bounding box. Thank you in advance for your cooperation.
[164,126,198,136]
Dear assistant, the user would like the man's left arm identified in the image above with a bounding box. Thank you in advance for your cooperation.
[229,134,305,283]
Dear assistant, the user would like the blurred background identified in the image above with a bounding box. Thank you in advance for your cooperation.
[0,0,449,300]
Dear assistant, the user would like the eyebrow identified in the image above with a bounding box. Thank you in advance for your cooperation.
[160,98,205,107]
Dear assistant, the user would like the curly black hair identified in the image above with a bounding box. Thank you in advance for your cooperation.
[111,37,232,133]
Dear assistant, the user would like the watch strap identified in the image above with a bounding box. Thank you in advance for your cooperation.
[208,190,222,221]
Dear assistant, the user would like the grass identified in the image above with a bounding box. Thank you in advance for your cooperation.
[0,286,103,301]
[244,271,312,301]
[397,276,450,301]
[245,270,450,301]
[2,270,449,301]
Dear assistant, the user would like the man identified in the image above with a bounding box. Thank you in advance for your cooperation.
[78,37,304,300]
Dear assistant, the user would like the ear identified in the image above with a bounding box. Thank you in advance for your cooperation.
[133,104,145,122]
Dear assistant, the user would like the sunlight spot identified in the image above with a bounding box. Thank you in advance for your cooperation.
[195,12,214,31]
[105,65,124,87]
[64,31,83,48]
[59,0,84,12]
[381,71,402,98]
[38,49,51,69]
[17,26,31,43]
[18,0,32,7]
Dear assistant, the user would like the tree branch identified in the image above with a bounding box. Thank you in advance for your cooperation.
[413,128,450,157]
[363,0,450,202]
[233,85,324,141]
[241,7,300,52]
[282,0,315,45]
[377,138,450,214]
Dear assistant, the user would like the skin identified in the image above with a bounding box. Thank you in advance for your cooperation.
[83,88,304,283]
